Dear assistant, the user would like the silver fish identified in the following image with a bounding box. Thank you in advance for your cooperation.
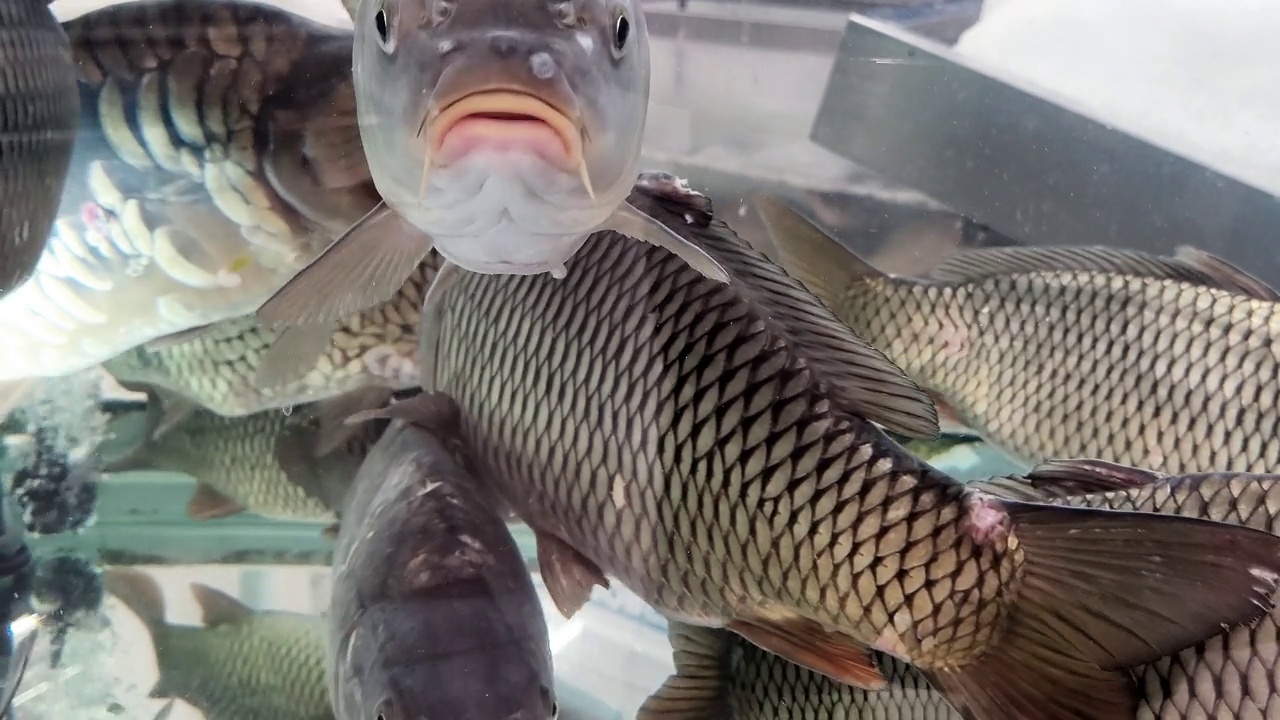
[757,194,1280,473]
[642,462,1280,720]
[0,0,78,300]
[254,0,730,343]
[360,173,1280,720]
[0,0,378,386]
[102,568,333,720]
[328,418,557,720]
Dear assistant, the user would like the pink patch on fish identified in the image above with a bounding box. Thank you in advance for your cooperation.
[961,495,1011,546]
[434,117,571,169]
[79,202,108,234]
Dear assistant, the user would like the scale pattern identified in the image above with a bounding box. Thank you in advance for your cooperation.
[847,272,1280,473]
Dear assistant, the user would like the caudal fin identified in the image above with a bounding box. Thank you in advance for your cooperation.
[102,567,167,643]
[928,499,1280,720]
[636,622,731,720]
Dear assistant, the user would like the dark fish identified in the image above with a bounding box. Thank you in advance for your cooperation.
[641,461,1280,720]
[0,0,78,299]
[102,568,333,720]
[759,194,1280,473]
[0,0,379,383]
[327,418,557,719]
[368,173,1280,720]
[100,388,390,523]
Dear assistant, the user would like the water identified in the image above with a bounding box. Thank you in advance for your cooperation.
[3,0,1277,718]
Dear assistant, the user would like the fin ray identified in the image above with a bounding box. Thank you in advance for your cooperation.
[256,201,431,327]
[637,622,731,720]
[606,201,730,284]
[727,616,887,691]
[253,322,337,392]
[535,529,609,619]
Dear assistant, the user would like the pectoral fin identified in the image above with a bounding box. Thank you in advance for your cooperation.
[253,322,337,392]
[256,201,432,327]
[727,616,888,691]
[186,483,244,520]
[535,529,609,619]
[605,201,730,284]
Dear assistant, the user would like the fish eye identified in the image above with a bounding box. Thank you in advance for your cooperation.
[374,697,395,720]
[611,8,631,58]
[373,7,394,52]
[551,701,560,719]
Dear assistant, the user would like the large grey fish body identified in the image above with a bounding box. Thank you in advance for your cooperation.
[0,0,379,382]
[759,196,1280,474]
[400,174,1280,720]
[0,0,79,300]
[256,0,729,345]
[641,463,1280,720]
[103,255,439,417]
[329,419,557,720]
[102,568,333,720]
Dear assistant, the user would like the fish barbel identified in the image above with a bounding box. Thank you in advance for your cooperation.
[254,0,730,337]
[0,0,78,300]
[362,173,1280,720]
[328,418,557,719]
[641,461,1280,720]
[0,0,379,385]
[758,194,1280,474]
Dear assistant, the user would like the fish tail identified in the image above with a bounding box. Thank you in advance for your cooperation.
[753,193,887,309]
[927,497,1280,720]
[636,622,731,720]
[103,568,167,640]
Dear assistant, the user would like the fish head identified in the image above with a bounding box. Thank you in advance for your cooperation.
[353,0,650,274]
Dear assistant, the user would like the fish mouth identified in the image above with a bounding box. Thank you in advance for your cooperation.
[424,91,593,194]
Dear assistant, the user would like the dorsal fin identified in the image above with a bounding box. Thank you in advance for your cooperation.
[189,583,253,627]
[753,193,886,307]
[626,188,938,439]
[928,245,1280,300]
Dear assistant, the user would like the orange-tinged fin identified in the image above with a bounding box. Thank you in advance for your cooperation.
[186,483,244,520]
[1171,245,1280,301]
[102,568,167,641]
[727,617,887,691]
[189,583,253,627]
[637,622,731,720]
[605,201,730,284]
[928,496,1280,720]
[927,244,1280,302]
[256,201,433,327]
[535,529,609,619]
[252,322,336,392]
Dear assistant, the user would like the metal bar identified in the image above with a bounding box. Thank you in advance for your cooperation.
[810,15,1280,287]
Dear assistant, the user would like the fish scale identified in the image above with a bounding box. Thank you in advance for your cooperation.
[761,199,1280,476]
[104,255,438,417]
[413,179,1280,720]
[642,469,1280,720]
[0,0,381,383]
[0,0,79,299]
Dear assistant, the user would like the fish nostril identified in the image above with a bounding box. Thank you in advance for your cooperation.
[529,52,557,80]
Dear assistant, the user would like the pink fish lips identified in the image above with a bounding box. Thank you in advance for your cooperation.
[428,90,581,172]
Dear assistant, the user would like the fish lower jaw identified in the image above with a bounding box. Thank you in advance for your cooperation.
[432,231,590,277]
